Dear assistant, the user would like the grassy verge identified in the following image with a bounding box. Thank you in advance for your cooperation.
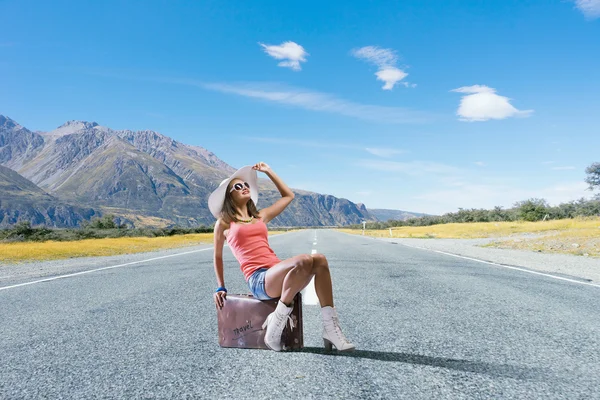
[337,218,600,257]
[0,234,213,263]
[338,218,600,239]
[481,229,600,257]
[0,230,289,263]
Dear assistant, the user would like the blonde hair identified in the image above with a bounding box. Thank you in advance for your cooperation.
[219,180,260,224]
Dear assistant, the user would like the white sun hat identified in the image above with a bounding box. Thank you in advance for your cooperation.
[208,165,259,219]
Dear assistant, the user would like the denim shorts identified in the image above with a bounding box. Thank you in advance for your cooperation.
[248,268,276,300]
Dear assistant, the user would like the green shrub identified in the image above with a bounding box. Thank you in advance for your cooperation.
[514,198,550,222]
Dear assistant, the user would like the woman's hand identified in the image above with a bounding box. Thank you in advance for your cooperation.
[252,162,271,173]
[214,290,227,309]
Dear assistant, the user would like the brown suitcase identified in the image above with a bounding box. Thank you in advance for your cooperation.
[216,293,303,350]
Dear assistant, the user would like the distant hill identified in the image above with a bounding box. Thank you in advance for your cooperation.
[0,164,98,228]
[368,208,430,222]
[0,115,379,228]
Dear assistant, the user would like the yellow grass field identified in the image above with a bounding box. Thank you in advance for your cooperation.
[337,218,600,257]
[0,231,287,263]
[1,220,598,262]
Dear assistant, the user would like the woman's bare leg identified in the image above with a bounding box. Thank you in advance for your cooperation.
[312,253,333,307]
[264,254,314,305]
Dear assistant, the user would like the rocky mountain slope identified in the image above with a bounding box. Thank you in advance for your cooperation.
[0,115,384,227]
[0,164,98,228]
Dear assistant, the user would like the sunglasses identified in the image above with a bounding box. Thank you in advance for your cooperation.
[230,182,250,193]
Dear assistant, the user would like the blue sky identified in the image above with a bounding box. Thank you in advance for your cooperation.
[1,0,599,214]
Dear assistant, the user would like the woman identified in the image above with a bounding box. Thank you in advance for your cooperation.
[208,162,355,352]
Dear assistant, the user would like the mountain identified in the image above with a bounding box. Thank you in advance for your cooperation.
[0,164,98,228]
[367,208,430,222]
[0,115,46,170]
[0,115,375,227]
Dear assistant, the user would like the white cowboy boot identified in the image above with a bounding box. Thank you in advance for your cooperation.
[322,306,355,351]
[262,300,295,351]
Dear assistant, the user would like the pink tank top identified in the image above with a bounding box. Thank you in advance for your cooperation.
[226,218,281,281]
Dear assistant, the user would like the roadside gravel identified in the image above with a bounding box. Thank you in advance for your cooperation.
[372,236,600,284]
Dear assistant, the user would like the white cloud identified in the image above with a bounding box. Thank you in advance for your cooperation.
[573,0,600,19]
[358,159,462,176]
[412,181,590,214]
[451,85,534,122]
[243,139,409,157]
[351,46,412,90]
[352,46,398,66]
[549,182,590,195]
[552,166,576,170]
[365,147,406,157]
[259,41,308,71]
[243,136,356,149]
[474,161,486,167]
[438,176,469,187]
[201,82,431,123]
[89,72,433,123]
[375,68,408,90]
[355,159,590,214]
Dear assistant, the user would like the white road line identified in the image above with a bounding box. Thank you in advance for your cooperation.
[0,230,296,292]
[301,276,319,305]
[0,248,214,292]
[301,248,320,305]
[336,231,600,289]
[398,242,600,289]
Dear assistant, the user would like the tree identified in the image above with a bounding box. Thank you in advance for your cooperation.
[585,162,600,191]
[489,206,511,221]
[83,214,120,229]
[11,221,34,237]
[514,198,550,222]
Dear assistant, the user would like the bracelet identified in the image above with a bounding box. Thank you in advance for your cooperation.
[216,286,227,293]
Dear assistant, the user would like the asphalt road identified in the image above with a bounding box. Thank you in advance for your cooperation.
[1,230,599,399]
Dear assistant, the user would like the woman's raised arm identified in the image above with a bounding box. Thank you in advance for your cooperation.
[253,162,295,223]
